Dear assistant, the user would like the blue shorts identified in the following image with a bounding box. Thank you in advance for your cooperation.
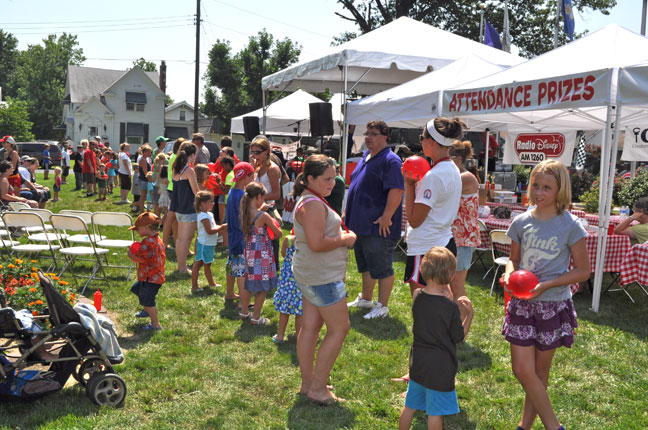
[353,235,397,279]
[455,246,475,271]
[404,379,459,417]
[176,212,197,223]
[297,280,346,307]
[130,280,162,308]
[226,254,246,278]
[195,241,215,264]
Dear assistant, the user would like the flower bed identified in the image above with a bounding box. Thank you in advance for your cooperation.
[1,258,75,317]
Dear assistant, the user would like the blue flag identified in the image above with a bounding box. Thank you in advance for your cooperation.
[484,19,502,50]
[562,0,575,41]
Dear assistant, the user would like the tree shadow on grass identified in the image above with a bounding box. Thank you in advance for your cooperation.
[572,282,648,342]
[457,341,492,372]
[348,310,409,340]
[286,394,357,430]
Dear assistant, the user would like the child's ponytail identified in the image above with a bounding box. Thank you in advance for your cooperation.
[239,182,266,239]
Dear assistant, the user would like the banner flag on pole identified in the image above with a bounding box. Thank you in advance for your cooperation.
[574,134,587,170]
[502,0,512,53]
[561,0,575,41]
[484,19,503,50]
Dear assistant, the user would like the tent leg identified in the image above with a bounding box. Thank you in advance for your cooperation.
[262,90,267,134]
[341,65,349,181]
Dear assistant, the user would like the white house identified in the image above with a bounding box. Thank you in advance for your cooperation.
[164,101,205,139]
[62,65,165,153]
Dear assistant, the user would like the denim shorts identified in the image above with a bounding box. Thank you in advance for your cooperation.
[404,379,459,417]
[195,241,215,264]
[130,280,162,308]
[297,280,347,307]
[353,235,397,279]
[176,212,197,223]
[455,246,475,271]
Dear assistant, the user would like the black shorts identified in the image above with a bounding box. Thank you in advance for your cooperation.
[119,173,131,190]
[83,172,96,184]
[404,238,457,287]
[130,280,162,307]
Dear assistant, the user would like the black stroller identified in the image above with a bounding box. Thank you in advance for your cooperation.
[0,271,126,406]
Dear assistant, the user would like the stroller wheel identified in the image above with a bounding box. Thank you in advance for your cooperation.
[86,373,126,407]
[78,358,111,387]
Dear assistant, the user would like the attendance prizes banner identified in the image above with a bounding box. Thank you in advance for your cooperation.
[503,129,577,166]
[621,125,648,161]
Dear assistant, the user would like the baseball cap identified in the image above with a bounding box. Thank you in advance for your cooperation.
[233,162,254,182]
[129,212,162,230]
[0,136,16,145]
[20,155,31,162]
[95,136,102,140]
[155,136,169,144]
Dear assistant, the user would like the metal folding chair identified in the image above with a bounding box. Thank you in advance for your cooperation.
[18,208,64,242]
[472,219,491,271]
[92,212,135,280]
[1,212,60,271]
[488,230,511,296]
[49,214,109,295]
[59,210,105,244]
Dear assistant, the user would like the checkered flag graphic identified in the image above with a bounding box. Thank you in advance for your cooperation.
[574,134,586,170]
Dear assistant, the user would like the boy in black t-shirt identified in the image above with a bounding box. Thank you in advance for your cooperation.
[399,246,473,430]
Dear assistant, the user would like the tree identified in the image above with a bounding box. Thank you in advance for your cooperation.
[0,30,19,99]
[132,57,157,72]
[0,98,35,142]
[203,30,301,134]
[335,0,616,58]
[11,33,85,139]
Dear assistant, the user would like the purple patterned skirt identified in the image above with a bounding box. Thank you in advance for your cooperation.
[502,298,578,351]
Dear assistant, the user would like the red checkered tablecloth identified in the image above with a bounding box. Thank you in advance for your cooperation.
[620,243,648,286]
[570,209,586,218]
[487,202,527,212]
[584,214,629,228]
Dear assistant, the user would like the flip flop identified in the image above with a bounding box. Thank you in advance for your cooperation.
[272,334,285,344]
[251,317,270,326]
[238,312,250,319]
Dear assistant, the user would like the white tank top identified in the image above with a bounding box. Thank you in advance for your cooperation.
[257,167,274,205]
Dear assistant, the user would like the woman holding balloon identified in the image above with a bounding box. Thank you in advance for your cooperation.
[501,159,589,430]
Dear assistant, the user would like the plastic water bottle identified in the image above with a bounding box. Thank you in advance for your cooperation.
[620,205,630,218]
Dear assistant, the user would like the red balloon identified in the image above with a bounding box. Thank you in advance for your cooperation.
[130,242,141,255]
[508,270,539,299]
[267,219,281,240]
[402,156,430,180]
[208,174,220,188]
[289,160,304,173]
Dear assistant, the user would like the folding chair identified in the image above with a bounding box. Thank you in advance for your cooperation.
[396,201,408,254]
[58,210,105,244]
[1,212,60,271]
[18,208,63,242]
[471,219,491,271]
[49,214,109,295]
[92,212,135,280]
[488,230,512,296]
[9,201,31,211]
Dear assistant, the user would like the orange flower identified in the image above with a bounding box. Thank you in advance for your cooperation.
[32,267,37,272]
[28,302,34,307]
[61,290,66,294]
[59,281,68,286]
[51,276,59,281]
[35,299,43,305]
[29,287,37,293]
[8,264,15,269]
[30,260,37,263]
[32,311,38,316]
[14,259,22,264]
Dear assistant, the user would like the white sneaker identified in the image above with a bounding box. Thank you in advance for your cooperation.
[364,302,389,319]
[347,293,373,308]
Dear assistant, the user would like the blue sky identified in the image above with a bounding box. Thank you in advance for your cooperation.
[1,0,643,104]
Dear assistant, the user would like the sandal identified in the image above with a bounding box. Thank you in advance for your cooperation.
[251,317,270,326]
[272,334,285,344]
[239,312,250,319]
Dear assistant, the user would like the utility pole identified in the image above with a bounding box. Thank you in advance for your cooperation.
[554,0,561,48]
[194,0,201,133]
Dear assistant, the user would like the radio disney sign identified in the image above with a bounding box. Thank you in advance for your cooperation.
[504,129,577,166]
[621,125,648,162]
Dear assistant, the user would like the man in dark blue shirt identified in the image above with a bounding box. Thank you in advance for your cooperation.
[345,120,404,319]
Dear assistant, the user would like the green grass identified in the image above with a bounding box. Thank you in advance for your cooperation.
[2,175,648,429]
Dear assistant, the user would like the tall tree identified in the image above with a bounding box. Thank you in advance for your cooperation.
[0,98,35,142]
[336,0,616,58]
[132,57,157,72]
[203,30,301,134]
[12,33,85,138]
[0,30,19,99]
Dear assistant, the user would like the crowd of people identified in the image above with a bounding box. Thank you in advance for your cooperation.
[1,116,590,429]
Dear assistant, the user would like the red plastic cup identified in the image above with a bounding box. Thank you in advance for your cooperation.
[608,223,615,235]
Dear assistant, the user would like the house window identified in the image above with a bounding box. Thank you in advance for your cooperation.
[89,126,98,137]
[179,110,186,121]
[126,122,146,146]
[125,92,146,112]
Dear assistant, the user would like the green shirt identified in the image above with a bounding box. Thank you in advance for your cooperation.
[167,153,176,192]
[224,170,235,204]
[631,222,648,244]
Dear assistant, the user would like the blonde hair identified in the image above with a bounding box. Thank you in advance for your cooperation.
[138,143,152,155]
[54,166,62,174]
[240,182,266,239]
[154,152,168,164]
[420,247,456,285]
[527,160,571,214]
[250,136,271,167]
[194,190,214,212]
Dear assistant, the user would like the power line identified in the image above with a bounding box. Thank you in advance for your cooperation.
[10,23,192,36]
[4,15,192,26]
[4,18,191,31]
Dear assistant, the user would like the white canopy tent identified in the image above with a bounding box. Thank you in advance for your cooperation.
[230,90,342,136]
[440,24,648,312]
[261,16,523,172]
[346,54,516,128]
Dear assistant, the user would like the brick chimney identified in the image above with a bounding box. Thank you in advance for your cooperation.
[159,60,167,94]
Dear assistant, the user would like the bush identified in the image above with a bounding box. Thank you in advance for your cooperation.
[580,186,601,213]
[513,164,530,186]
[571,169,595,202]
[618,169,648,209]
[1,258,75,318]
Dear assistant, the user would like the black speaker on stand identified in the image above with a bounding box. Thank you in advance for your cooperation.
[309,103,333,154]
[243,116,260,141]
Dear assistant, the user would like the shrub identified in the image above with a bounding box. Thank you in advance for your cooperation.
[580,186,601,213]
[618,169,648,209]
[1,258,75,318]
[513,164,530,186]
[571,169,595,202]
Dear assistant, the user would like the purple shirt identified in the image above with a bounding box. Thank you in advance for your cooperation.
[345,146,404,240]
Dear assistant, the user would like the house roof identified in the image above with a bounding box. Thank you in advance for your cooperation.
[66,65,160,104]
[165,100,194,112]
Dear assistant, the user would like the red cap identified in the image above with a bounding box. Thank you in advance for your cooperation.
[233,162,254,182]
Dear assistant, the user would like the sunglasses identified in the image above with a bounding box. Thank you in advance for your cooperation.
[363,132,382,137]
[250,149,267,155]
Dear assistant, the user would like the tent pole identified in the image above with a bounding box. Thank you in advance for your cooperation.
[484,129,490,182]
[262,90,267,134]
[631,161,637,179]
[341,65,349,181]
